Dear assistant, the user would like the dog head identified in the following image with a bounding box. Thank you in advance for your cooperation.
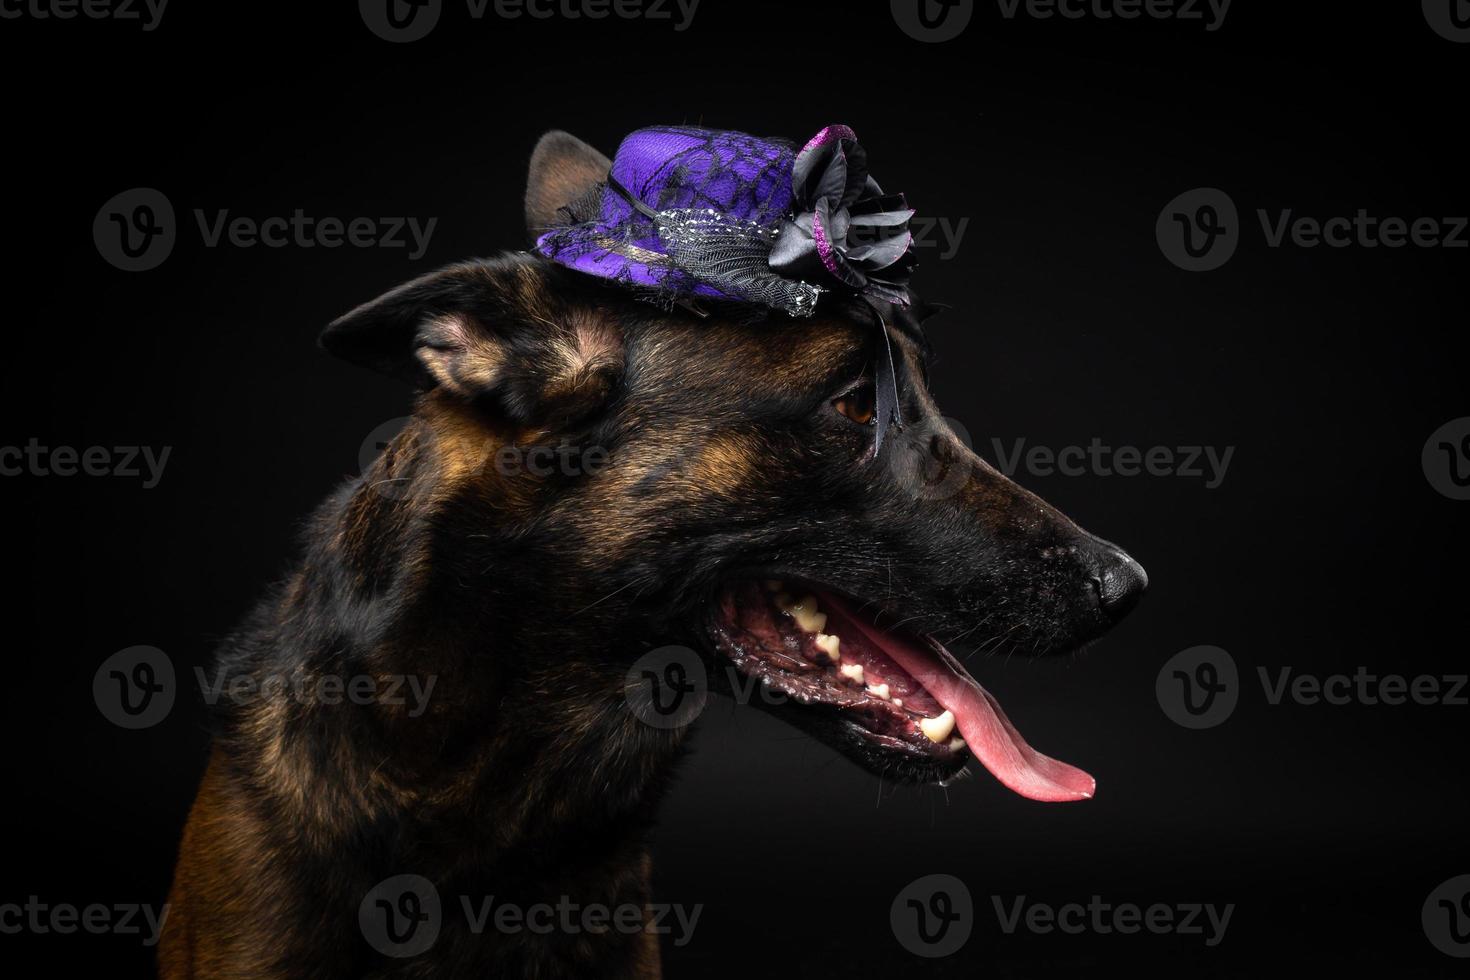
[320,130,1146,802]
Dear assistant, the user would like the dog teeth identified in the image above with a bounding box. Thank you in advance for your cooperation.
[866,682,890,700]
[892,697,903,708]
[838,663,864,686]
[814,633,841,662]
[947,736,967,751]
[782,594,827,634]
[919,710,956,743]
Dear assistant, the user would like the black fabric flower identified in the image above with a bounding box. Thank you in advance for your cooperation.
[769,125,916,306]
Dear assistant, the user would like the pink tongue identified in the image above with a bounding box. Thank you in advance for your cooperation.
[824,596,1095,803]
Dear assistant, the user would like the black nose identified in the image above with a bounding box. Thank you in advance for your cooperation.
[1093,548,1148,620]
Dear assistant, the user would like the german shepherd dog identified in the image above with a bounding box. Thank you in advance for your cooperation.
[159,131,1146,978]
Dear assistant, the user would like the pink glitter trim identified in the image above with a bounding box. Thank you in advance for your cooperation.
[800,123,858,156]
[810,206,843,281]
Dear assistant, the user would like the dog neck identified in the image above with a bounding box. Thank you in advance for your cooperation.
[203,404,688,974]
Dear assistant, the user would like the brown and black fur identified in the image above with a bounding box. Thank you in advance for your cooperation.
[160,131,1143,978]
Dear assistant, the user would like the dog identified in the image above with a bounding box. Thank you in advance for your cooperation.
[159,129,1146,978]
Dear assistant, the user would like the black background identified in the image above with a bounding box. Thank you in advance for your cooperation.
[2,1,1466,976]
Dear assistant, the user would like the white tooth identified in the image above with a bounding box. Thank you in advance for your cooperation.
[892,698,903,708]
[866,683,890,700]
[788,595,827,633]
[920,710,956,744]
[814,633,841,662]
[839,663,865,685]
[947,736,967,751]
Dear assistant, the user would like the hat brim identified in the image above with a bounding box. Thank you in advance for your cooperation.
[536,228,736,302]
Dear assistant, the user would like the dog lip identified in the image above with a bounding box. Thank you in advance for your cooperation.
[706,577,1096,802]
[822,593,1097,803]
[704,579,967,764]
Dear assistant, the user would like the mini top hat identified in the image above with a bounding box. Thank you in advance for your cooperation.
[535,124,917,317]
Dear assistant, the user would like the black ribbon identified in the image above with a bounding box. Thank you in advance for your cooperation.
[606,174,662,222]
[864,296,905,452]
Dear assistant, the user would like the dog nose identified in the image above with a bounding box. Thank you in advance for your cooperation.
[1092,547,1148,620]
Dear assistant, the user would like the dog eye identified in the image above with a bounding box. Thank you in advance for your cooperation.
[832,383,876,427]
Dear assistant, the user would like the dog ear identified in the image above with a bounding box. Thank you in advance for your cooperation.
[320,257,622,428]
[525,130,610,236]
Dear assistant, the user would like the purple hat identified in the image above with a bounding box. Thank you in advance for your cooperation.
[535,124,916,317]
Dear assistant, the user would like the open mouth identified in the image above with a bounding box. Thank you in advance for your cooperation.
[707,580,1095,802]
